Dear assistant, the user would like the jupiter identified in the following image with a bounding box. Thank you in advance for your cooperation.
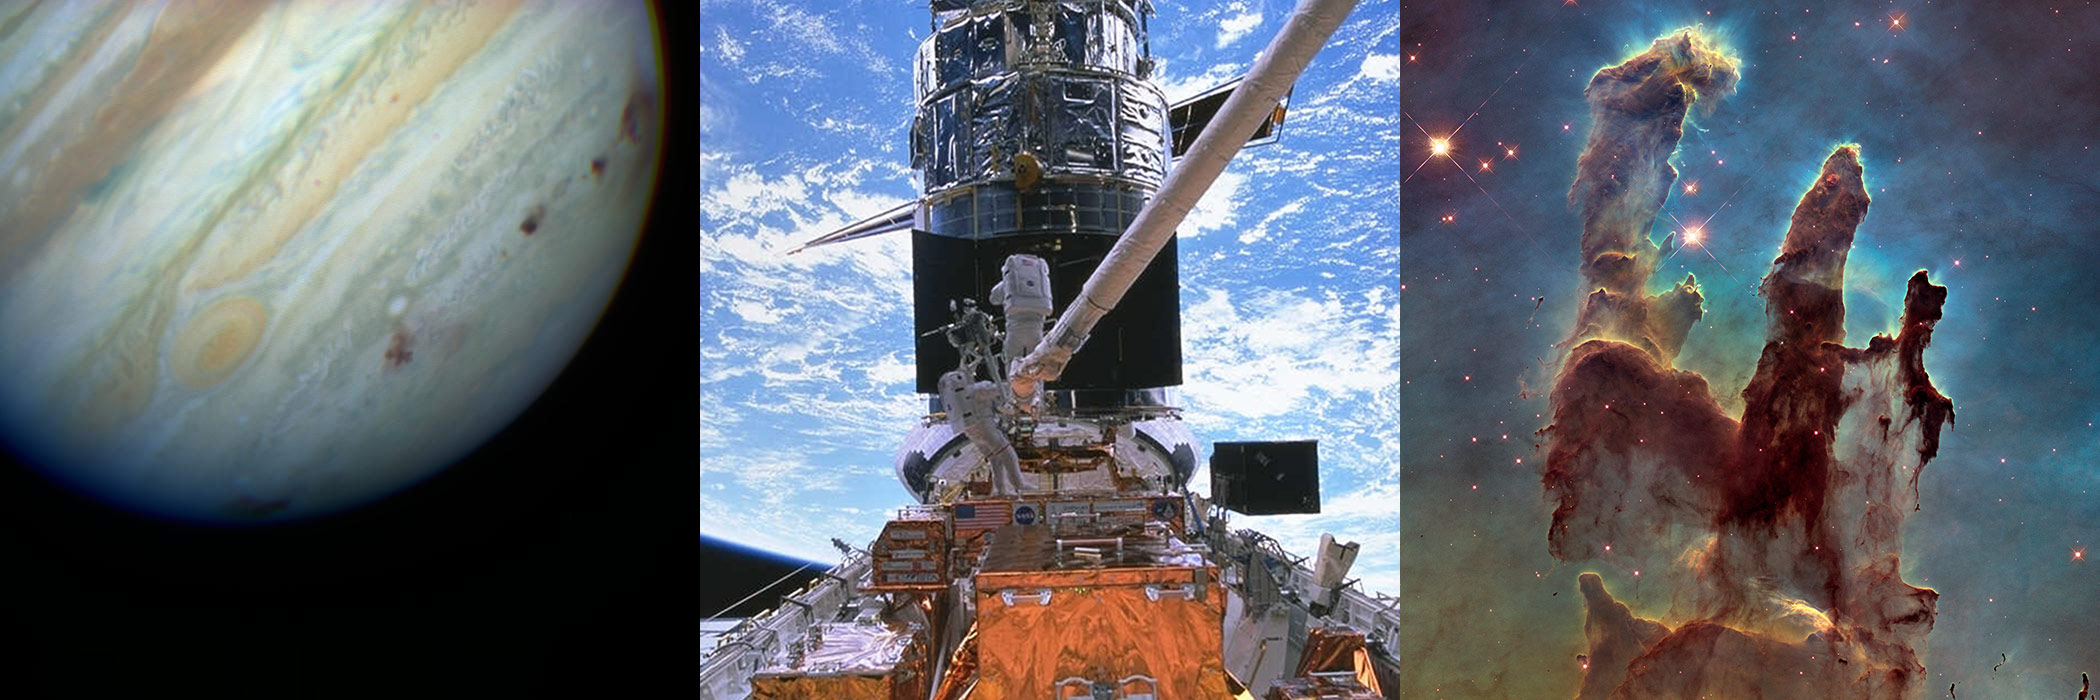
[0,1,664,521]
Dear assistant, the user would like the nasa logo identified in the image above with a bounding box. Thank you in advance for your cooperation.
[1014,503,1039,526]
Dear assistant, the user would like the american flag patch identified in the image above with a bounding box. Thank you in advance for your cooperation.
[953,501,1012,531]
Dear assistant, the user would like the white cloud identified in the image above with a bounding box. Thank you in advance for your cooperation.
[702,158,916,296]
[1358,53,1400,83]
[705,167,810,220]
[1237,197,1308,244]
[1179,286,1397,421]
[1180,168,1246,238]
[1155,60,1246,104]
[731,454,845,502]
[1217,4,1264,48]
[749,0,896,78]
[865,352,915,387]
[715,26,745,65]
[745,63,819,84]
[728,299,785,324]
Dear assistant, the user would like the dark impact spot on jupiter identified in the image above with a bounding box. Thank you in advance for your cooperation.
[520,204,543,235]
[384,327,414,371]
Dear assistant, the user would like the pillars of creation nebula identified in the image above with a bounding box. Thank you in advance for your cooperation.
[1540,28,1954,699]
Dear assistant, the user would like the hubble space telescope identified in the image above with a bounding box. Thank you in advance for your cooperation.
[701,0,1399,697]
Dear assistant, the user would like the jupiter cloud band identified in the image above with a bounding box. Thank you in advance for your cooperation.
[0,1,663,521]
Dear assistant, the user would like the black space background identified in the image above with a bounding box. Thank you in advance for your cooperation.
[0,2,697,696]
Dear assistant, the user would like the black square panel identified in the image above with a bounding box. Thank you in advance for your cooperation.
[1210,440,1319,515]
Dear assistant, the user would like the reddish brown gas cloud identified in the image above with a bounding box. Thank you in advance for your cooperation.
[1565,28,1736,364]
[1542,30,1954,700]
